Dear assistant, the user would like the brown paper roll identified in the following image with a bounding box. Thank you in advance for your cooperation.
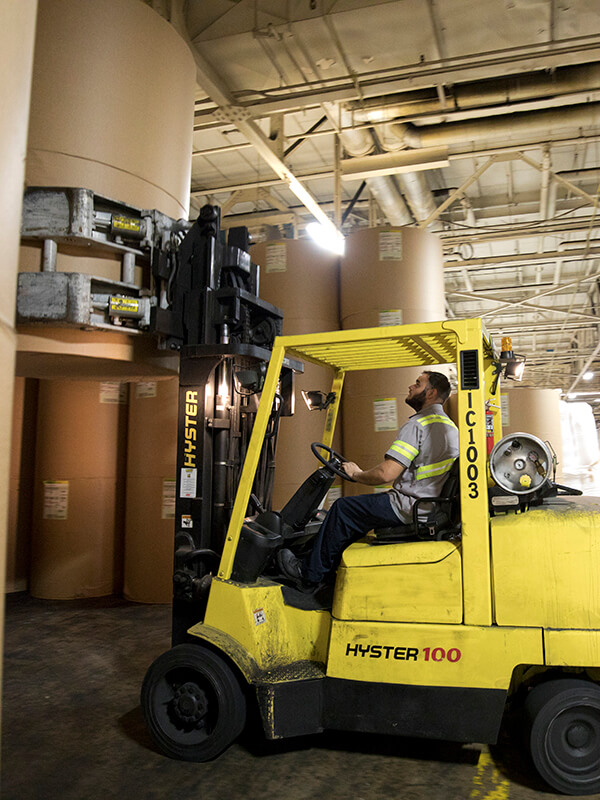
[31,379,128,599]
[252,240,341,509]
[341,227,444,326]
[340,227,445,496]
[26,0,195,219]
[123,378,178,603]
[252,240,340,332]
[501,388,564,480]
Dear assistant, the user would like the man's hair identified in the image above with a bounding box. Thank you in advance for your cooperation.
[423,370,451,403]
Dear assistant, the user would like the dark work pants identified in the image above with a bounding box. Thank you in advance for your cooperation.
[303,493,404,584]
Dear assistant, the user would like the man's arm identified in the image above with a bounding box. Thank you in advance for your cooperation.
[342,457,405,486]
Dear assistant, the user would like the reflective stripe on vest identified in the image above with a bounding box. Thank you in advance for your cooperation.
[418,414,458,428]
[390,440,418,462]
[416,457,456,480]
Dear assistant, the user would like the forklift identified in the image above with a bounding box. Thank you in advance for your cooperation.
[16,188,600,794]
[141,221,600,795]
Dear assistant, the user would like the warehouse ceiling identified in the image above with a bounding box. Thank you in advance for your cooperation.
[153,0,600,408]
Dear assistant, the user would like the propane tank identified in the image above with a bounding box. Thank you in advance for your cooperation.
[489,432,554,496]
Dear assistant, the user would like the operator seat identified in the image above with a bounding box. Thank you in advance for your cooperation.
[371,459,460,544]
[279,465,336,535]
[231,465,335,583]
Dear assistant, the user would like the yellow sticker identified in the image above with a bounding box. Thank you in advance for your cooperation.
[112,214,141,232]
[109,296,139,313]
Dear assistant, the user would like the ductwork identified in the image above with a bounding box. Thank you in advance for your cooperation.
[384,102,600,150]
[322,103,413,225]
[397,172,439,223]
[348,63,600,124]
[349,70,600,228]
[366,176,413,226]
[342,99,600,228]
[324,104,441,227]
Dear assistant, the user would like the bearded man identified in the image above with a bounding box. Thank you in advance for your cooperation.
[277,371,459,589]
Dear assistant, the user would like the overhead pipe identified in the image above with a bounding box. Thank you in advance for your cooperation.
[323,103,413,226]
[385,102,600,150]
[540,147,552,221]
[367,175,414,226]
[460,196,477,228]
[348,63,600,124]
[397,172,440,225]
[329,105,442,228]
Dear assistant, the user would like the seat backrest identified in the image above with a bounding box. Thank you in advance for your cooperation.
[372,459,460,544]
[440,458,460,501]
[279,467,335,531]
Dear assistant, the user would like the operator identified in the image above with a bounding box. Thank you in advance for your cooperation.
[277,371,459,589]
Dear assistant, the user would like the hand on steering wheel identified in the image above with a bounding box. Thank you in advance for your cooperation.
[311,442,356,482]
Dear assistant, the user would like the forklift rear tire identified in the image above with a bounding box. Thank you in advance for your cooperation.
[141,643,246,762]
[525,678,600,795]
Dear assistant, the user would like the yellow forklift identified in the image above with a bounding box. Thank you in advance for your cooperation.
[142,318,600,796]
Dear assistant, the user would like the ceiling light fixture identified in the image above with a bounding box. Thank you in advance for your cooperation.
[306,221,345,255]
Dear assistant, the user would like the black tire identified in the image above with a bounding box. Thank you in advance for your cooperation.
[141,643,246,762]
[525,678,600,795]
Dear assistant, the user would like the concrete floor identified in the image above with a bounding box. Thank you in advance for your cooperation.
[2,593,597,800]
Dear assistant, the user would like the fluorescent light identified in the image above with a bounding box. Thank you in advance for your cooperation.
[583,371,595,381]
[306,222,345,255]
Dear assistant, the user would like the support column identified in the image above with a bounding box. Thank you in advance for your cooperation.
[0,0,38,748]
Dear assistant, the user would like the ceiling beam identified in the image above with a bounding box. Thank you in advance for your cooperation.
[440,217,600,247]
[445,246,600,272]
[451,296,600,322]
[191,36,600,118]
[192,136,600,199]
[169,2,339,237]
[340,146,450,180]
[568,338,600,394]
[419,154,511,227]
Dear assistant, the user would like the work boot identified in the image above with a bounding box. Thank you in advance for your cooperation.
[276,548,305,582]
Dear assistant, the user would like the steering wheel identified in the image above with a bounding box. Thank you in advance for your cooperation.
[311,442,356,482]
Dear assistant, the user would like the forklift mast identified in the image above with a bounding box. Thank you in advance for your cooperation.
[161,205,296,643]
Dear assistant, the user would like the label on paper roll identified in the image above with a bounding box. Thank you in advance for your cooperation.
[501,393,509,427]
[162,479,176,519]
[325,485,342,509]
[374,398,398,432]
[135,381,157,399]
[265,243,287,273]
[379,309,403,326]
[100,382,127,404]
[43,480,69,519]
[379,231,403,261]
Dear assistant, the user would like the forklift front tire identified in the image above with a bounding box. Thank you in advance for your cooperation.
[525,678,600,796]
[141,644,246,762]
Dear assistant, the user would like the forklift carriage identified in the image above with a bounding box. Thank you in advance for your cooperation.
[142,318,600,796]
